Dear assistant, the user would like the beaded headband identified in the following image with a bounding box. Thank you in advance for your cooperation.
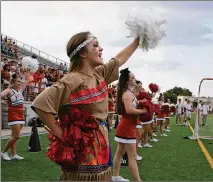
[69,36,96,61]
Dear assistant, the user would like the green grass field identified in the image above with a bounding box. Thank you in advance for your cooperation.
[1,116,213,181]
[188,114,213,157]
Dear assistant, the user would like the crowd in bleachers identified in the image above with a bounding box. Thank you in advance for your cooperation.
[1,35,69,101]
[1,35,18,59]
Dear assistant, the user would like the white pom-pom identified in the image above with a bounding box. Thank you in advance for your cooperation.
[22,56,39,72]
[125,10,167,51]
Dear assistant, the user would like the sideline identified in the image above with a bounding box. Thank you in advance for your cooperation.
[188,122,213,170]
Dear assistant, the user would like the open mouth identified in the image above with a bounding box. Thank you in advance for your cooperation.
[98,53,102,58]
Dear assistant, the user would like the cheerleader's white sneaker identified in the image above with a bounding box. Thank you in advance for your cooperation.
[153,133,157,137]
[138,143,143,148]
[151,138,159,142]
[1,152,11,161]
[137,154,143,161]
[143,143,153,148]
[160,133,168,137]
[112,176,129,181]
[11,154,24,160]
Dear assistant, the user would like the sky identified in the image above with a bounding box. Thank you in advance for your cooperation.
[1,1,213,97]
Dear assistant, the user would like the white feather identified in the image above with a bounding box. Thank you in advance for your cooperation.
[125,10,167,51]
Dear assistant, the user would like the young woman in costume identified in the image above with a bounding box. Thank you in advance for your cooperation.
[113,69,147,181]
[32,32,141,181]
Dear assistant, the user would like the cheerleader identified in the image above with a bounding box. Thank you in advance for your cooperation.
[164,99,171,132]
[32,32,141,181]
[113,69,147,181]
[1,73,29,161]
[170,103,176,117]
[108,89,115,130]
[137,90,154,148]
[154,93,167,136]
[135,80,143,149]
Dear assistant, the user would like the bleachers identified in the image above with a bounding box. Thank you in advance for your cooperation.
[1,33,67,69]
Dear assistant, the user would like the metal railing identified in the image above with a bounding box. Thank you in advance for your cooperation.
[1,33,69,66]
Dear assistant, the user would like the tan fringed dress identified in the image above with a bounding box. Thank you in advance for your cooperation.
[32,58,119,181]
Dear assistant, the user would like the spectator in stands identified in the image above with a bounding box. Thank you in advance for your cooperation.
[51,69,59,83]
[8,38,11,45]
[59,62,63,70]
[33,69,43,98]
[45,69,54,87]
[40,73,48,92]
[4,36,7,43]
[9,66,16,78]
[43,64,48,72]
[63,63,68,72]
[26,71,35,101]
[1,58,7,69]
[1,64,10,88]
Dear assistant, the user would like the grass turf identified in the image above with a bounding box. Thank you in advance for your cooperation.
[188,114,213,158]
[1,116,213,181]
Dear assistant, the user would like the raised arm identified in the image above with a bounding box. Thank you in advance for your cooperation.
[1,88,10,99]
[20,71,31,93]
[115,38,139,67]
[94,38,139,84]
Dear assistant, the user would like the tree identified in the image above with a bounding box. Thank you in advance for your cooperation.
[163,86,193,104]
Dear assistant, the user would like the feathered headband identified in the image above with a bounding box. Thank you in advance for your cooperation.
[69,36,97,61]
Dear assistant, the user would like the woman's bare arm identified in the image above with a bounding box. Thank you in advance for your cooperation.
[35,108,62,139]
[20,71,30,93]
[115,38,139,67]
[123,91,147,115]
[1,88,11,99]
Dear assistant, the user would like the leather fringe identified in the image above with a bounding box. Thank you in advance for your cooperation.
[59,167,111,181]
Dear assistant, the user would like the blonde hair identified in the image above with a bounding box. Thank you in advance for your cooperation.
[9,74,22,88]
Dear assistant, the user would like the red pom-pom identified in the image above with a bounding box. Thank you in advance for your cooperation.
[139,112,153,122]
[161,104,170,114]
[149,83,159,93]
[137,91,151,101]
[153,104,161,115]
[46,105,99,167]
[170,105,176,113]
[138,100,155,114]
